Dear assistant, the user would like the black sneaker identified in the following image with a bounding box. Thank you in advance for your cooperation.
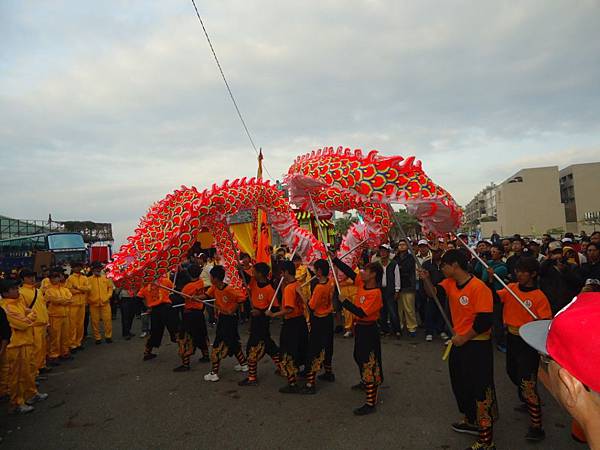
[70,347,79,354]
[351,382,365,391]
[525,427,545,442]
[143,353,157,361]
[173,365,190,372]
[318,372,335,382]
[38,366,52,374]
[60,355,74,361]
[77,346,85,351]
[299,385,317,395]
[238,378,258,387]
[124,335,132,341]
[513,403,528,414]
[279,384,300,394]
[451,420,479,436]
[95,340,102,345]
[47,359,61,367]
[198,355,210,363]
[105,338,113,344]
[353,404,376,416]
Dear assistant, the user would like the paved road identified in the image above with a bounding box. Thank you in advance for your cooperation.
[0,317,581,450]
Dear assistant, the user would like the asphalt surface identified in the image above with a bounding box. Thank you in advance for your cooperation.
[0,316,582,450]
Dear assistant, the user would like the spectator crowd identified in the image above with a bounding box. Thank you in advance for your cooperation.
[0,229,599,448]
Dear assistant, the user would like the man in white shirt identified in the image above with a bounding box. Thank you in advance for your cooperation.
[378,244,402,338]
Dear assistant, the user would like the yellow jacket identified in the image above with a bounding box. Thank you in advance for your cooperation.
[88,275,113,306]
[19,283,49,326]
[44,283,73,317]
[0,298,34,348]
[65,273,91,306]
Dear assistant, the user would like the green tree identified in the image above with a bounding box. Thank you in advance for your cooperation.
[334,216,358,236]
[390,210,421,238]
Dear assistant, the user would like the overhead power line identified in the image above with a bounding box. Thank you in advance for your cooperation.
[190,0,273,179]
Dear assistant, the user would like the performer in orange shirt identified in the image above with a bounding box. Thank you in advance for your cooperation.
[173,264,210,372]
[267,261,309,394]
[299,259,334,395]
[333,256,384,416]
[137,273,176,361]
[203,266,248,382]
[238,262,280,386]
[494,257,552,442]
[421,249,497,450]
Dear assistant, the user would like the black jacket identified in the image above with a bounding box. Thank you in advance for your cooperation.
[394,252,416,291]
[580,261,600,281]
[539,260,583,314]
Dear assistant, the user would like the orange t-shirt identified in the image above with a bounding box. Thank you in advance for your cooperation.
[353,274,383,323]
[282,281,304,319]
[181,279,205,311]
[207,284,245,315]
[249,279,276,310]
[309,281,334,317]
[439,277,493,336]
[498,283,552,328]
[137,276,173,308]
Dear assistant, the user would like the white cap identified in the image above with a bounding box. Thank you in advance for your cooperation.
[417,239,429,246]
[562,237,573,243]
[379,244,392,251]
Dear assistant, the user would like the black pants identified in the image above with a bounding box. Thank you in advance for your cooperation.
[354,322,383,385]
[246,313,279,360]
[279,316,309,378]
[212,314,243,358]
[506,332,540,403]
[145,303,179,351]
[120,297,139,337]
[306,315,333,373]
[179,309,209,364]
[492,292,506,347]
[449,339,497,427]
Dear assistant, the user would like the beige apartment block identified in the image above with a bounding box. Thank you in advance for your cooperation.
[560,162,600,234]
[479,167,566,237]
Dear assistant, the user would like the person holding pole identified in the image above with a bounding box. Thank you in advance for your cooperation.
[298,259,334,395]
[138,274,176,361]
[238,262,281,386]
[332,255,383,416]
[173,264,210,372]
[203,266,248,382]
[420,249,497,450]
[492,257,552,442]
[266,261,308,394]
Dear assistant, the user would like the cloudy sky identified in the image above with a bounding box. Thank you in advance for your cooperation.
[2,0,599,246]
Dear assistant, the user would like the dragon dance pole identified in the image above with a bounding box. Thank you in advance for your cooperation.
[153,283,215,308]
[386,205,455,360]
[455,236,538,319]
[300,237,370,288]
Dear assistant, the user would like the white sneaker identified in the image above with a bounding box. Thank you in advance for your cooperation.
[26,393,48,405]
[139,332,148,338]
[343,331,352,338]
[425,334,433,342]
[14,404,35,414]
[203,371,220,382]
[234,364,249,372]
[440,332,449,340]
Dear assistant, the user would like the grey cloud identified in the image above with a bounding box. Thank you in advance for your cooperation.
[1,0,599,245]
